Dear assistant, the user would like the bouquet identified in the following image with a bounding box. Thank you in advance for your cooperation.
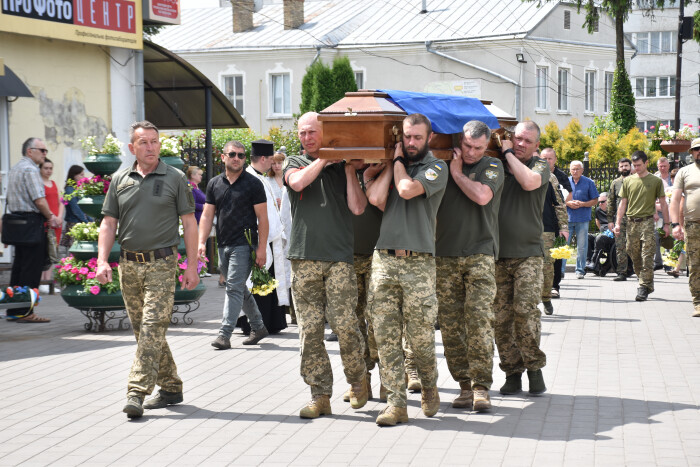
[80,134,123,155]
[55,256,120,295]
[245,229,279,296]
[62,175,111,202]
[550,236,575,260]
[662,240,685,269]
[176,253,208,284]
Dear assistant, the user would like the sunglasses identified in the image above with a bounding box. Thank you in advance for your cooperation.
[225,151,246,159]
[31,148,48,154]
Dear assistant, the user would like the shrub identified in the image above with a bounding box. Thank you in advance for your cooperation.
[556,119,592,167]
[539,121,562,151]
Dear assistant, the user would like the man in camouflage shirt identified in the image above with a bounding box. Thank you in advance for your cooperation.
[607,157,633,281]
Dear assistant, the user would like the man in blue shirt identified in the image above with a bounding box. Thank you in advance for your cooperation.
[566,160,599,278]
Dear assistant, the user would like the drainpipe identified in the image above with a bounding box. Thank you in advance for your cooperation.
[425,41,521,121]
[135,49,145,121]
[310,46,322,65]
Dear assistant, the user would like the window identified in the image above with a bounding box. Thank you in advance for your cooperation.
[604,72,614,113]
[634,76,676,98]
[270,73,291,115]
[592,10,599,32]
[558,68,569,112]
[634,32,676,54]
[636,120,672,132]
[222,75,244,116]
[354,71,364,90]
[536,67,548,110]
[585,70,596,113]
[564,10,571,29]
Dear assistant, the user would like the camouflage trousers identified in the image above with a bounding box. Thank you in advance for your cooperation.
[541,232,556,302]
[355,254,378,370]
[119,253,182,398]
[369,250,438,408]
[436,254,496,390]
[494,256,547,376]
[685,222,700,312]
[615,218,628,274]
[626,217,655,292]
[291,260,366,396]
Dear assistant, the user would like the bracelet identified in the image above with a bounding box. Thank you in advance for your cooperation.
[393,156,407,167]
[365,177,375,184]
[671,222,680,228]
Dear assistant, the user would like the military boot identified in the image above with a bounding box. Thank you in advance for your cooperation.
[123,396,144,419]
[349,374,369,409]
[499,372,522,395]
[143,389,183,409]
[344,373,372,402]
[472,386,491,412]
[299,395,332,419]
[406,368,421,392]
[376,405,409,426]
[635,286,649,301]
[527,369,547,395]
[452,381,473,408]
[421,386,440,417]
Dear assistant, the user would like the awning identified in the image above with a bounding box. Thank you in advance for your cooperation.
[143,40,247,130]
[0,65,33,98]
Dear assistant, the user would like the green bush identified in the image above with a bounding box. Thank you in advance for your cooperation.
[539,121,562,151]
[556,119,592,167]
[610,61,636,135]
[309,60,336,113]
[332,56,357,102]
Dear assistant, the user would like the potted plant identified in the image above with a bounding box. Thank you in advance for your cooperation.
[657,124,698,153]
[62,175,111,219]
[80,134,123,176]
[57,256,124,310]
[160,135,185,170]
[66,222,120,262]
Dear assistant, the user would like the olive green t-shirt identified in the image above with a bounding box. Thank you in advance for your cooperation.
[283,155,354,263]
[673,163,700,222]
[619,173,664,218]
[497,156,550,258]
[375,152,448,255]
[436,156,504,258]
[607,175,625,220]
[353,173,383,255]
[102,161,194,251]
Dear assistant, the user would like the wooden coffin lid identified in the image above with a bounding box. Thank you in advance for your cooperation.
[318,91,407,121]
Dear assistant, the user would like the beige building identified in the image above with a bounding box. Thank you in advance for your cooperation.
[155,0,633,135]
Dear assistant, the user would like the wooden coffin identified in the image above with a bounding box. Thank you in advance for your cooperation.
[318,91,517,162]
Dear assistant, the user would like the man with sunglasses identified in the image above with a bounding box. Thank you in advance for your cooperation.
[198,140,270,350]
[5,138,58,322]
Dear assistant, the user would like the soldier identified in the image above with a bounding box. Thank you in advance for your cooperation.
[96,121,200,418]
[670,138,700,317]
[366,113,448,426]
[608,158,632,281]
[283,112,369,419]
[613,151,670,301]
[494,121,550,396]
[540,148,569,315]
[435,120,503,412]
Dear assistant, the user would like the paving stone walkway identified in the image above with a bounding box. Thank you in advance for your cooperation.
[1,271,699,466]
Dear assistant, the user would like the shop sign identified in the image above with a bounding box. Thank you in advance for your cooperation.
[143,0,179,25]
[0,0,143,49]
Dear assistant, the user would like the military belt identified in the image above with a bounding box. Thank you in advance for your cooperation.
[120,246,176,263]
[379,249,431,258]
[627,215,654,223]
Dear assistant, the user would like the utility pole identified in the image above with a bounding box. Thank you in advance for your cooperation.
[674,0,684,132]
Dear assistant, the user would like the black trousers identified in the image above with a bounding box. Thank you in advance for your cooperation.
[8,229,47,317]
[553,258,563,291]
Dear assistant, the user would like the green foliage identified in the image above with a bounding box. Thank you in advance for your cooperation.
[588,130,623,165]
[331,56,358,102]
[694,10,700,43]
[587,114,618,139]
[299,60,323,115]
[539,121,562,151]
[619,127,648,157]
[265,126,301,156]
[610,61,637,135]
[556,119,592,167]
[178,126,301,160]
[310,61,335,113]
[143,25,166,39]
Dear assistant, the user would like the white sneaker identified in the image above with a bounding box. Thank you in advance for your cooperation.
[576,272,585,279]
[39,284,51,294]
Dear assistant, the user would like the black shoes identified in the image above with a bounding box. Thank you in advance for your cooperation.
[527,369,547,395]
[613,274,627,281]
[325,332,338,342]
[635,286,650,301]
[143,390,184,409]
[499,373,522,395]
[543,301,554,315]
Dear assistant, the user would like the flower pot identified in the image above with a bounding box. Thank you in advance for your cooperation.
[84,153,122,177]
[160,156,185,171]
[77,195,105,219]
[660,139,691,153]
[174,281,206,304]
[70,241,120,262]
[61,284,125,311]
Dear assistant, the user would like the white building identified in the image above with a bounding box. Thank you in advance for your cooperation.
[628,0,700,132]
[155,0,631,135]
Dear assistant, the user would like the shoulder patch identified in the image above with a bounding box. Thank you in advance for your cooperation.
[485,169,499,180]
[434,164,443,171]
[425,168,439,181]
[489,162,498,168]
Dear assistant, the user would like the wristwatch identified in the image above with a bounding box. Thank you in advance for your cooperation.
[393,156,408,167]
[502,148,515,156]
[671,222,680,228]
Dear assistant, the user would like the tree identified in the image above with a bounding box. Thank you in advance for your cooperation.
[309,62,335,112]
[331,56,357,103]
[554,119,592,167]
[299,60,323,115]
[609,61,637,134]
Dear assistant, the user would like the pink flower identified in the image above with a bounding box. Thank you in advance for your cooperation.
[89,285,101,295]
[71,268,79,274]
[88,258,98,267]
[650,126,655,130]
[177,253,182,260]
[87,272,96,279]
[109,262,119,268]
[79,267,89,275]
[178,275,183,283]
[76,275,83,281]
[63,265,72,271]
[54,264,62,269]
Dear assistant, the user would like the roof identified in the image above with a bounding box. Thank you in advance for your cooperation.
[154,0,558,53]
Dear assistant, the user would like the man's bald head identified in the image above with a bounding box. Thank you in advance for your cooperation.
[297,112,323,157]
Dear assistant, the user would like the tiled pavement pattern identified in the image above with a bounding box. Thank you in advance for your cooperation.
[1,272,699,466]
